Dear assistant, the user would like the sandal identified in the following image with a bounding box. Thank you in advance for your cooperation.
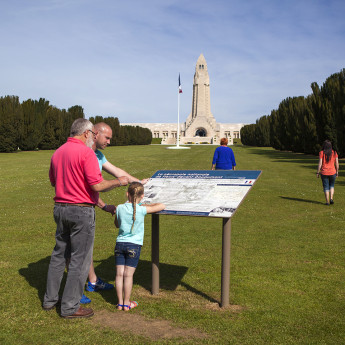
[123,301,138,311]
[116,304,124,310]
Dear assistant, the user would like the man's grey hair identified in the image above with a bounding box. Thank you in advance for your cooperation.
[70,118,93,137]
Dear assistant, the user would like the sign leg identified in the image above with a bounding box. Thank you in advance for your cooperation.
[221,217,231,307]
[151,214,160,295]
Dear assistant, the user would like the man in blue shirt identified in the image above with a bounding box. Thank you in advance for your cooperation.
[84,122,148,298]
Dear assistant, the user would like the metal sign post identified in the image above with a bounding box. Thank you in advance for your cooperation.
[151,213,160,295]
[221,217,231,307]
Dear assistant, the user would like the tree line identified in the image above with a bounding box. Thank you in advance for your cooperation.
[240,69,345,157]
[0,96,152,152]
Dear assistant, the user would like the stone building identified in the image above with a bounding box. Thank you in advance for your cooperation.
[122,54,245,145]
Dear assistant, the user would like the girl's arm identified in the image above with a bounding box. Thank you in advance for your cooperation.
[144,203,166,214]
[336,157,339,176]
[114,213,119,228]
[317,158,322,177]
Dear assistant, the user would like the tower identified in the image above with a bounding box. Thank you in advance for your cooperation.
[183,54,219,140]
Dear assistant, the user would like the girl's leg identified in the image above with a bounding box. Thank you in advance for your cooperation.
[123,265,136,310]
[330,187,335,202]
[115,265,125,309]
[321,175,330,204]
[324,190,330,204]
[329,174,336,203]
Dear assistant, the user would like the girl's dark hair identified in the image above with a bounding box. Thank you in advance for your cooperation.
[127,182,144,232]
[322,140,333,162]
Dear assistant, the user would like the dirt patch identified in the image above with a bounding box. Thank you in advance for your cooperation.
[92,287,246,340]
[93,309,207,341]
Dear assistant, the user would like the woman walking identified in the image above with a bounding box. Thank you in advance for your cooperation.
[317,140,339,205]
[211,138,236,170]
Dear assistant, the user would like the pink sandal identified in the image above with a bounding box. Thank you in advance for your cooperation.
[123,301,138,311]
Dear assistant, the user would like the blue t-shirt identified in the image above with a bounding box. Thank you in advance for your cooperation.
[95,149,107,171]
[116,203,147,246]
[212,146,236,170]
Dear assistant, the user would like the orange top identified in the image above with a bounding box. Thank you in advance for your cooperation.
[319,150,338,175]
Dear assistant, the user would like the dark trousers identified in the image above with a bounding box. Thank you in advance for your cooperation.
[43,205,95,316]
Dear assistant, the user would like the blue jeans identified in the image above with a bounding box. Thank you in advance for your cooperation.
[43,205,95,316]
[115,242,141,268]
[321,174,336,192]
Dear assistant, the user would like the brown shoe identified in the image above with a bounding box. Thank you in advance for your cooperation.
[61,306,94,319]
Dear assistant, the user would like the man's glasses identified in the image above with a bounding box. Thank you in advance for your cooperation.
[88,129,97,137]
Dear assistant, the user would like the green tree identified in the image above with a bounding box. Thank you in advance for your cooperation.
[0,96,23,152]
[19,98,49,150]
[255,115,271,147]
[39,106,63,150]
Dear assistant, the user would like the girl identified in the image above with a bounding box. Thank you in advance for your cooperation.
[317,140,339,205]
[114,182,165,311]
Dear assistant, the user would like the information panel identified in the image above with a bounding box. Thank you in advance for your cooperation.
[142,170,261,218]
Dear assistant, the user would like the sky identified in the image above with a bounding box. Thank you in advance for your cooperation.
[1,0,344,125]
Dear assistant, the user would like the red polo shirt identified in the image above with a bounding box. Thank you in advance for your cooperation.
[49,137,103,204]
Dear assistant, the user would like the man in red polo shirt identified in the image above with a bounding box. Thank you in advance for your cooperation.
[43,118,128,319]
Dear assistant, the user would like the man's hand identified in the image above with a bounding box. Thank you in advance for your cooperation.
[118,176,129,186]
[103,204,116,215]
[141,178,150,185]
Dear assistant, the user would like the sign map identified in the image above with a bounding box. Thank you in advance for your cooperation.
[142,170,262,218]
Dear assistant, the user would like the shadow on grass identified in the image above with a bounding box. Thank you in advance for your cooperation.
[247,147,345,176]
[18,256,51,303]
[95,257,219,304]
[247,148,318,169]
[280,196,324,205]
[19,256,218,305]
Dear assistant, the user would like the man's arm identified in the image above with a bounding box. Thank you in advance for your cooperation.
[91,176,129,192]
[102,161,149,184]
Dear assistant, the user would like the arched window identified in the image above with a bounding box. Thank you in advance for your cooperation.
[195,128,207,137]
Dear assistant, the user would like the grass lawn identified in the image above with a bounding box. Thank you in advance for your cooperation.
[0,145,344,344]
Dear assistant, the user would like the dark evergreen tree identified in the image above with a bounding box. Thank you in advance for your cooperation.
[19,98,48,150]
[255,115,271,146]
[241,124,256,146]
[39,106,63,150]
[0,96,23,152]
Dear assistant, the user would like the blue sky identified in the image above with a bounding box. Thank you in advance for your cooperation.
[1,0,344,124]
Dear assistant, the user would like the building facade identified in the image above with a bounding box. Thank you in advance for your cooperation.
[122,54,245,145]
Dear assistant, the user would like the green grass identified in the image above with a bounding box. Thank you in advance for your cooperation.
[0,145,344,344]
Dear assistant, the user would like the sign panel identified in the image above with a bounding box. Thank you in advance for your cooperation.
[142,170,261,218]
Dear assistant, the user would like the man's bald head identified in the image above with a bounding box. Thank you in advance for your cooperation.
[94,122,111,133]
[94,122,113,150]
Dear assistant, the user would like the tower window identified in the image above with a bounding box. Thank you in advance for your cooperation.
[195,128,207,137]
